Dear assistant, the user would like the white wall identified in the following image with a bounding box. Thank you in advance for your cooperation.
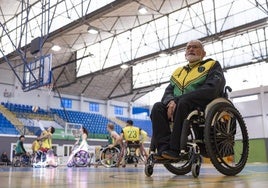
[230,85,268,139]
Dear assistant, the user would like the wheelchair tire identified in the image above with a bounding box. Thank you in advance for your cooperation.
[191,163,200,178]
[73,150,91,167]
[145,164,154,177]
[100,146,121,168]
[13,160,21,167]
[204,102,249,176]
[163,159,192,175]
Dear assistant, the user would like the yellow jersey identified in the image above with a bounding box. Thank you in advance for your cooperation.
[122,126,140,142]
[32,140,41,152]
[140,130,148,143]
[41,130,52,149]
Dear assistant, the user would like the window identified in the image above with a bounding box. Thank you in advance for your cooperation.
[89,102,99,112]
[114,106,123,115]
[232,95,258,103]
[61,98,72,108]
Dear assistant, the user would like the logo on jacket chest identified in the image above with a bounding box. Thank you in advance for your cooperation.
[198,66,205,73]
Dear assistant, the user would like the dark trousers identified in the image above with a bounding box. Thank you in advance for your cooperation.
[150,97,210,153]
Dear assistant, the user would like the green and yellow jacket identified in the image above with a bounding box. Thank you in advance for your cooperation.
[161,58,226,105]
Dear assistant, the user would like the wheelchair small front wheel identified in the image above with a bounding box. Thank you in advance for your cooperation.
[191,163,200,178]
[145,164,154,177]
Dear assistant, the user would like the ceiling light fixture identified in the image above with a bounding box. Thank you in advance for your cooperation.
[138,5,148,14]
[159,51,168,57]
[87,26,99,34]
[251,58,258,63]
[120,64,129,69]
[51,45,61,51]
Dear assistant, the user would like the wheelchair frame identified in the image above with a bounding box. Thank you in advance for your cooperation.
[32,149,58,168]
[145,88,249,178]
[99,142,146,168]
[121,141,146,167]
[12,153,32,167]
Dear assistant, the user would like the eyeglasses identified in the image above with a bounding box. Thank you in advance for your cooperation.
[186,45,202,50]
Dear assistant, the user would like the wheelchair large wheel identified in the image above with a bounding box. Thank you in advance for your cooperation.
[13,158,21,167]
[73,150,91,167]
[100,146,121,168]
[204,102,249,176]
[163,158,192,175]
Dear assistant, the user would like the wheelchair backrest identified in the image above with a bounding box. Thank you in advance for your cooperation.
[204,86,233,118]
[126,141,140,149]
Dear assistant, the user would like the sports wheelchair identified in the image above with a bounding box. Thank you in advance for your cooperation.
[32,149,58,168]
[121,141,147,167]
[145,86,249,177]
[12,153,31,167]
[67,146,93,167]
[99,141,146,168]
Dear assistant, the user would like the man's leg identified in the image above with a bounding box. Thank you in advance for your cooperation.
[162,97,208,159]
[150,102,171,155]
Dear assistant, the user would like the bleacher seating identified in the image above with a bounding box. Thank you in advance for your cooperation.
[1,102,47,114]
[0,102,52,135]
[0,102,152,139]
[0,114,20,135]
[50,109,122,139]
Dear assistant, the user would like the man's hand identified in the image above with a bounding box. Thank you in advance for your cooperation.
[167,100,176,122]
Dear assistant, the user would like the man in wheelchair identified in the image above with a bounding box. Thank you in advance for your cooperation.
[33,126,56,167]
[13,135,31,166]
[150,40,226,160]
[120,120,146,167]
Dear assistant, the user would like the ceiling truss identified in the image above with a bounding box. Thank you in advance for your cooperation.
[0,0,267,103]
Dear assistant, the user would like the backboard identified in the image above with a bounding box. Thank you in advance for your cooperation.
[22,54,52,92]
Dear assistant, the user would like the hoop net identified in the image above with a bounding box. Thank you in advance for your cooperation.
[40,83,54,96]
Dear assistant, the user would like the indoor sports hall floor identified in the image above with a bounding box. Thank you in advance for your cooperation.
[0,163,267,188]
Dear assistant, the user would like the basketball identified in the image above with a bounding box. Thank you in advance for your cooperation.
[32,106,39,112]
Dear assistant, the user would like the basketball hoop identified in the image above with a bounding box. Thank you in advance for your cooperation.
[41,83,54,96]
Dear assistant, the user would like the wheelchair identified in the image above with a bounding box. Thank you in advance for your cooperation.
[145,86,249,178]
[12,153,31,167]
[99,145,121,168]
[122,141,146,167]
[67,148,93,167]
[32,149,58,168]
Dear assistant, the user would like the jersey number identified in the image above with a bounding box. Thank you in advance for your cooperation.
[127,130,137,139]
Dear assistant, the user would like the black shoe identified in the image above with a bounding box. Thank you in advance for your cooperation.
[162,150,180,160]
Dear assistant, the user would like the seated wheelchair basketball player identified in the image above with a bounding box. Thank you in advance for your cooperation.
[67,126,92,167]
[150,40,226,160]
[120,120,147,167]
[33,126,56,167]
[13,135,31,167]
[96,123,122,168]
